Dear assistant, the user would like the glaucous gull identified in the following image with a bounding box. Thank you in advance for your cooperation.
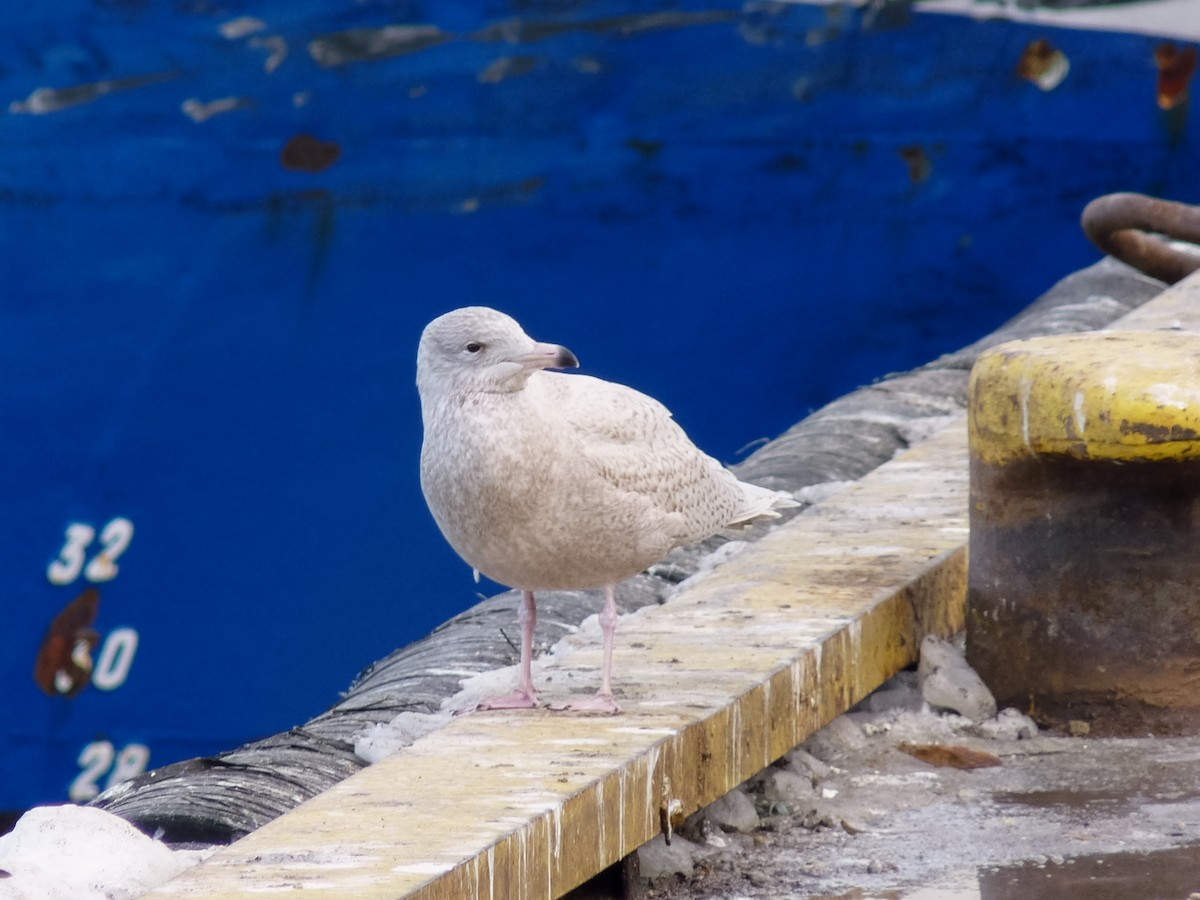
[417,307,793,714]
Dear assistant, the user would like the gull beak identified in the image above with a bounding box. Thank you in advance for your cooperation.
[518,341,579,371]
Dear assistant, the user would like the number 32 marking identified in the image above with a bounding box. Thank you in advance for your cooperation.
[47,518,135,586]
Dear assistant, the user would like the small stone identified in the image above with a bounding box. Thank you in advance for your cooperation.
[970,707,1039,741]
[1068,719,1091,737]
[784,747,832,782]
[802,715,868,760]
[756,800,791,818]
[867,859,897,874]
[798,810,837,831]
[704,788,760,833]
[637,833,699,879]
[677,809,708,843]
[841,818,868,835]
[679,811,726,847]
[918,634,998,722]
[759,769,815,804]
[861,671,923,713]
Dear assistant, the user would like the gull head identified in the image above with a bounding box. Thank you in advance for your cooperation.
[417,306,579,397]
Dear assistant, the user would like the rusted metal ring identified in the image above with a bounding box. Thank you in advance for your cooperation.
[1081,192,1200,285]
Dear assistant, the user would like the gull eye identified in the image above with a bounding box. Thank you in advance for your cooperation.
[465,341,484,354]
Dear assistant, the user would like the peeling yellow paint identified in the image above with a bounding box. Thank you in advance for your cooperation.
[970,330,1200,465]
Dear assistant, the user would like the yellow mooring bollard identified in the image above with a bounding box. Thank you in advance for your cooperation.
[967,330,1200,735]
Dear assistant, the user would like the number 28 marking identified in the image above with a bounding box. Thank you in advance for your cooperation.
[69,740,150,803]
[47,518,135,586]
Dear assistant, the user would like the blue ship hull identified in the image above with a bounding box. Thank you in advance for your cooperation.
[2,1,1195,810]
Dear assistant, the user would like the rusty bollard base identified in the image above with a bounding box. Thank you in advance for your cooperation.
[968,331,1200,735]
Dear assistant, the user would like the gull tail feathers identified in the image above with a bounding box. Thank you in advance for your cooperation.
[728,481,800,526]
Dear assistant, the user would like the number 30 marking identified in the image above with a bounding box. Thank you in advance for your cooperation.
[92,627,139,691]
[46,518,135,586]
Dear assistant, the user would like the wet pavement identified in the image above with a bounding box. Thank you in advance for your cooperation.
[641,699,1200,900]
[976,844,1200,899]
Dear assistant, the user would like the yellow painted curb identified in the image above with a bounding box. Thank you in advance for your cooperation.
[969,330,1200,465]
[143,425,971,900]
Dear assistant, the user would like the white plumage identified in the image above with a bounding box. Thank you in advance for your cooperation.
[417,306,792,713]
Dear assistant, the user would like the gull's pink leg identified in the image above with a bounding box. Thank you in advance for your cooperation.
[561,584,622,715]
[597,584,618,700]
[476,590,539,710]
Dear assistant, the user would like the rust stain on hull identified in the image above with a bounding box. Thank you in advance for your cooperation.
[34,588,101,697]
